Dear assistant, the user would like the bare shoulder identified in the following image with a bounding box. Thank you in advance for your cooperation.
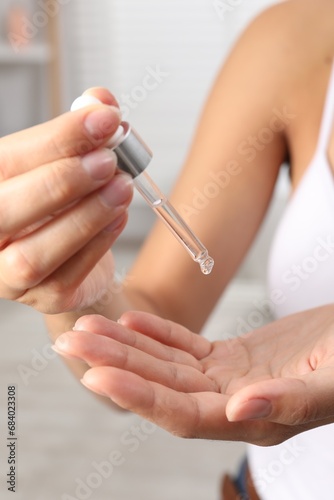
[245,0,334,57]
[226,0,334,97]
[230,0,334,185]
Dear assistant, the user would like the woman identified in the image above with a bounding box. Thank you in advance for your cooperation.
[2,0,334,498]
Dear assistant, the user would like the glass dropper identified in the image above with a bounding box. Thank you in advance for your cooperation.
[71,96,214,275]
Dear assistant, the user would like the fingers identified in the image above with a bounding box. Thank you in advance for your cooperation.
[80,366,283,444]
[73,315,203,368]
[21,221,124,312]
[0,89,127,310]
[54,329,216,392]
[0,104,121,180]
[81,366,221,438]
[0,174,133,300]
[119,311,212,360]
[226,367,334,427]
[0,149,118,240]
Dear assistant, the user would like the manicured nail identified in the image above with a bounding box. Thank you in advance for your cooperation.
[81,378,108,398]
[51,344,80,361]
[228,399,272,422]
[98,174,133,208]
[82,149,117,180]
[84,106,121,141]
[54,333,72,350]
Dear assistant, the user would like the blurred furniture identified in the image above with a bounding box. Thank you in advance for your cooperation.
[0,0,61,136]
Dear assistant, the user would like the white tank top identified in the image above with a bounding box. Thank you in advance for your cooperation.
[248,63,334,500]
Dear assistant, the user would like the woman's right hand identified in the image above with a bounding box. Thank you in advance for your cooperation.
[0,89,133,314]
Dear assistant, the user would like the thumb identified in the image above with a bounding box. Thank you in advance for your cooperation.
[226,369,334,426]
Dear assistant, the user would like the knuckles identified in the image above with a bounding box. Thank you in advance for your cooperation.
[284,399,319,426]
[1,244,43,291]
[17,279,81,314]
[41,157,82,205]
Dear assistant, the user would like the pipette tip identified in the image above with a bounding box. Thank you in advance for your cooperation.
[198,256,215,275]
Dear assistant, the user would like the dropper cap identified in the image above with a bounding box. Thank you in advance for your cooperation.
[108,121,153,177]
[71,95,153,178]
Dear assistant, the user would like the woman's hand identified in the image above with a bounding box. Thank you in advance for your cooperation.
[53,304,334,446]
[0,88,133,313]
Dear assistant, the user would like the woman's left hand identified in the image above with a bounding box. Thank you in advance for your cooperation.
[53,305,334,446]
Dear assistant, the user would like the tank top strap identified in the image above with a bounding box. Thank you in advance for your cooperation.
[317,61,334,153]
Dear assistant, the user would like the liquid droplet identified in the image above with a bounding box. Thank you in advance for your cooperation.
[199,256,214,275]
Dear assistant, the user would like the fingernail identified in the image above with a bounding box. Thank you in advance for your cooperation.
[54,333,72,350]
[82,149,117,180]
[98,174,133,208]
[81,377,108,398]
[52,344,80,361]
[228,399,272,422]
[84,106,121,141]
[103,213,127,233]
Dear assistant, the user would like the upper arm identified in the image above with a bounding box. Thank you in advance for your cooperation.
[126,3,296,331]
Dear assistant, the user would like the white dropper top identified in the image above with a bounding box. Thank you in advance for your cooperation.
[71,95,125,148]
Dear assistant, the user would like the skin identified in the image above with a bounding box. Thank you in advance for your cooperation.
[2,0,334,443]
[0,90,133,311]
[53,304,334,446]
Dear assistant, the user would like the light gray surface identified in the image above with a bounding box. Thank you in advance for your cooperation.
[0,272,272,500]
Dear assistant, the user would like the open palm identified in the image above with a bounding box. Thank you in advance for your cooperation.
[54,305,334,446]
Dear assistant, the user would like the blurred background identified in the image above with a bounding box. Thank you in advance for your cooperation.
[0,1,289,499]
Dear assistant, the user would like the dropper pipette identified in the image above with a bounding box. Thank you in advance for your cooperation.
[71,96,214,275]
